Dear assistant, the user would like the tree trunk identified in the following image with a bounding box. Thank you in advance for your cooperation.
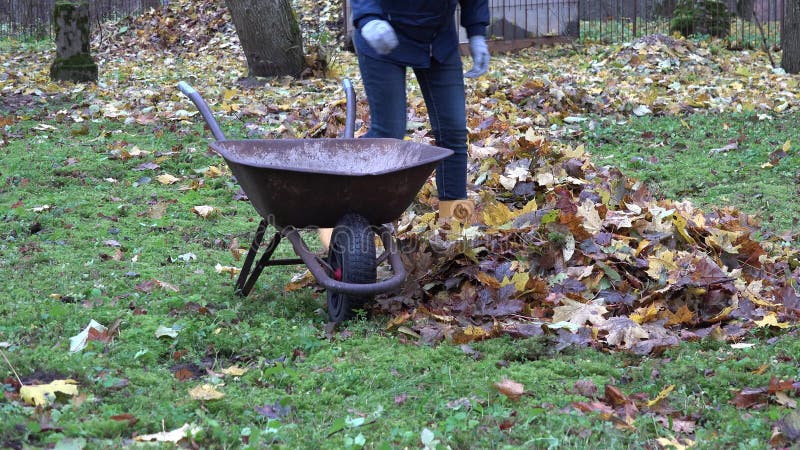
[737,0,755,20]
[50,1,98,83]
[225,0,305,78]
[783,0,800,73]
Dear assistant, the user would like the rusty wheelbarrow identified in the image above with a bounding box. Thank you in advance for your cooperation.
[178,80,452,322]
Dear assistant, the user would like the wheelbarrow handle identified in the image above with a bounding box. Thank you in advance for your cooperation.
[342,78,356,139]
[177,81,227,141]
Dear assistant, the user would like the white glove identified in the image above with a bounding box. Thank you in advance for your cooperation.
[464,35,489,78]
[361,19,398,55]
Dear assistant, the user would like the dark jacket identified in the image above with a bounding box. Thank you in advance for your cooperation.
[351,0,489,68]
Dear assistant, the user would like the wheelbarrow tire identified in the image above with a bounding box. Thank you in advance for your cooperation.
[327,213,376,322]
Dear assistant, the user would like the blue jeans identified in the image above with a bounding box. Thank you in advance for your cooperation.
[356,51,468,200]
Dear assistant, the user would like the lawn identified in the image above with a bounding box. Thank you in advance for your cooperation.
[1,1,799,449]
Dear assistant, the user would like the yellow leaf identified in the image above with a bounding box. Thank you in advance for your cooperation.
[647,384,675,407]
[134,423,201,443]
[514,199,539,217]
[494,378,525,401]
[20,379,79,406]
[739,280,777,307]
[664,304,694,326]
[385,311,412,330]
[646,249,678,280]
[189,384,225,401]
[215,264,241,276]
[562,143,585,158]
[708,305,737,323]
[223,88,238,102]
[671,213,695,244]
[754,312,790,329]
[633,239,650,257]
[482,202,514,227]
[782,140,791,153]
[284,270,314,292]
[204,165,224,178]
[220,366,248,377]
[501,272,530,292]
[397,326,420,339]
[630,303,661,324]
[156,174,180,185]
[452,325,492,344]
[655,436,694,450]
[704,229,741,254]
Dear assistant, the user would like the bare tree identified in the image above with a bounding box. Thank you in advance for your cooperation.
[783,0,800,73]
[225,0,305,78]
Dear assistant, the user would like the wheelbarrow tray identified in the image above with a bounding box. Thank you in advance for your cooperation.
[211,138,453,228]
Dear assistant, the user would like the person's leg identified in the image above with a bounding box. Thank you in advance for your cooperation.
[321,51,408,250]
[356,52,408,139]
[413,54,468,202]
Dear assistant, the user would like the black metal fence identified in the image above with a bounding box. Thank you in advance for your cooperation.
[0,0,168,37]
[579,0,784,48]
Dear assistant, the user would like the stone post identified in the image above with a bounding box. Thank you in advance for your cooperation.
[50,1,98,83]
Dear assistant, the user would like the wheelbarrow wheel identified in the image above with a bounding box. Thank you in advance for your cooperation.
[327,213,376,322]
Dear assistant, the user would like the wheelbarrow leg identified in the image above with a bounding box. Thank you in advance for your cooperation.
[235,219,281,297]
[239,232,282,296]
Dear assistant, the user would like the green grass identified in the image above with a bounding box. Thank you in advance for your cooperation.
[579,111,800,236]
[1,93,799,449]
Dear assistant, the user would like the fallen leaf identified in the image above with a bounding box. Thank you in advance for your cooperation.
[192,205,219,218]
[775,391,797,408]
[134,423,201,443]
[155,325,179,339]
[647,384,675,407]
[188,383,224,401]
[731,387,769,409]
[156,173,180,184]
[20,379,79,406]
[600,317,649,349]
[69,320,108,353]
[754,312,790,329]
[284,270,314,292]
[254,400,291,419]
[655,437,695,450]
[215,263,241,276]
[494,378,525,401]
[451,325,492,344]
[110,413,139,426]
[552,298,608,327]
[576,198,603,234]
[775,410,800,441]
[220,365,248,377]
